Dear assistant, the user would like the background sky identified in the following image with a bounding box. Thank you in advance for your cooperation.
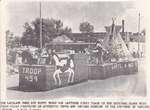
[5,1,146,37]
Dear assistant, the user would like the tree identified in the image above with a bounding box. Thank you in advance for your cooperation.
[79,22,94,33]
[55,20,63,33]
[62,26,72,34]
[6,30,20,48]
[21,22,36,46]
[6,30,12,48]
[21,18,72,48]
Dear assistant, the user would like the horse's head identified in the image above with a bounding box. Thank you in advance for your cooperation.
[52,52,74,68]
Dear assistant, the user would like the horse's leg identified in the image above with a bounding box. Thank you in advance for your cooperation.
[66,68,74,83]
[53,70,57,85]
[65,68,71,83]
[53,69,62,86]
[70,68,74,83]
[57,70,62,86]
[53,69,59,85]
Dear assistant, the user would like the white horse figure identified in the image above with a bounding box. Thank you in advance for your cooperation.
[53,53,74,86]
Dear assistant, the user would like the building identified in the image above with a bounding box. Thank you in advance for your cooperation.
[66,32,106,42]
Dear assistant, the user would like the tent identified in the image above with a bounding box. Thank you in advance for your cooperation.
[52,35,73,43]
[103,23,132,59]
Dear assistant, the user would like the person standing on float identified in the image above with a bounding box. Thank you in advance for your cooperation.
[94,40,107,64]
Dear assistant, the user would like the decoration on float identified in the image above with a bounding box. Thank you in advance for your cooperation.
[52,53,75,86]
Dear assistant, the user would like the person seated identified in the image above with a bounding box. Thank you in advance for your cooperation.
[38,48,49,65]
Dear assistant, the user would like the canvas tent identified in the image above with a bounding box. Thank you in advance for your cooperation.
[103,23,132,59]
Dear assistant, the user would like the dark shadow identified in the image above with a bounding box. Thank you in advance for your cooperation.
[7,86,20,91]
[7,86,47,92]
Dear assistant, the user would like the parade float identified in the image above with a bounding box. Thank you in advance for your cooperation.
[19,35,90,91]
[88,20,138,80]
[18,21,138,91]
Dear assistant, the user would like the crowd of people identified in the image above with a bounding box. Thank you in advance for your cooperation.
[7,41,123,74]
[7,42,113,65]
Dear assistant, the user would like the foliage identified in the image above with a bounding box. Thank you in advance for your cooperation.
[6,30,21,48]
[79,22,94,33]
[21,18,72,48]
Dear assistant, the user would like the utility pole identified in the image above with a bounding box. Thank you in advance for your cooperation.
[40,2,42,49]
[138,13,140,58]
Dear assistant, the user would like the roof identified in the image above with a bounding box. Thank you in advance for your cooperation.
[52,35,73,43]
[46,42,95,47]
[66,32,106,42]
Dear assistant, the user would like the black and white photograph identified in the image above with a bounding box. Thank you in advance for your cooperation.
[2,0,147,100]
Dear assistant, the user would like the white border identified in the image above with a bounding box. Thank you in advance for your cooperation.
[0,0,150,101]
